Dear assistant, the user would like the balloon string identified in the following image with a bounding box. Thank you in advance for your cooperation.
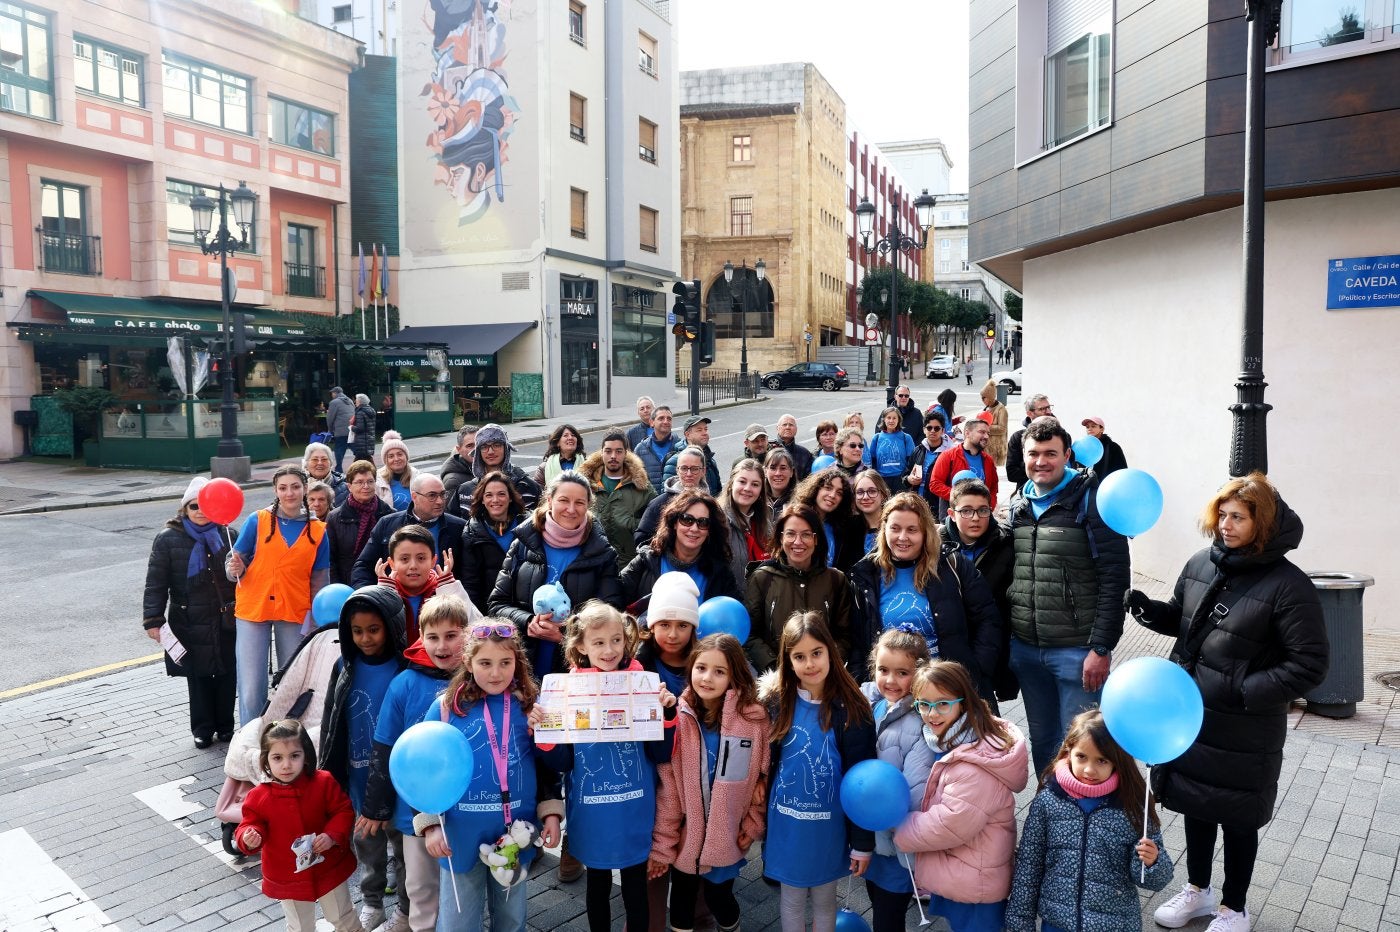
[442,818,462,913]
[900,851,932,927]
[1141,769,1150,884]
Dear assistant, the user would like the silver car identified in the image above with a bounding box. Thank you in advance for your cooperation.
[925,355,962,379]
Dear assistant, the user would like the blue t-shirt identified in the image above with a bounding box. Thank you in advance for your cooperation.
[701,723,745,882]
[654,659,687,698]
[824,523,838,568]
[660,555,708,599]
[388,478,411,511]
[346,657,399,812]
[869,430,915,481]
[233,512,331,570]
[441,692,539,872]
[864,528,879,555]
[373,668,449,835]
[765,696,847,887]
[881,566,937,655]
[538,544,583,673]
[559,738,658,869]
[866,849,915,893]
[962,451,986,482]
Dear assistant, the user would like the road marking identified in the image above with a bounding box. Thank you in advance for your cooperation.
[0,654,163,701]
[0,827,120,931]
[133,777,246,871]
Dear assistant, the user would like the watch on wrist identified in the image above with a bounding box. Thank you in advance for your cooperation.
[1091,646,1110,657]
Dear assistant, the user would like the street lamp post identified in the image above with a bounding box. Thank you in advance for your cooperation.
[856,189,937,406]
[190,181,257,480]
[864,311,879,382]
[723,258,765,381]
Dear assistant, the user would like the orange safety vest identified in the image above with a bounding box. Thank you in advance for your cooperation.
[235,509,326,623]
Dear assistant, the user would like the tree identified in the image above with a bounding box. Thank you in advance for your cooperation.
[1319,8,1365,45]
[856,266,918,330]
[1004,291,1023,322]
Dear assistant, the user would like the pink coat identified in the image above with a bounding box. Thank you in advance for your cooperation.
[892,718,1028,903]
[651,690,770,876]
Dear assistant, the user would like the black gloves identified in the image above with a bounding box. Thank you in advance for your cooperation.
[1124,588,1153,620]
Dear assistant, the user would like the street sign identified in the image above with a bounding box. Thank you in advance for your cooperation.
[983,336,995,349]
[667,311,676,324]
[804,331,813,343]
[1328,255,1400,309]
[865,327,879,345]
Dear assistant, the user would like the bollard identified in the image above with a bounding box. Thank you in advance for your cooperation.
[1304,571,1374,719]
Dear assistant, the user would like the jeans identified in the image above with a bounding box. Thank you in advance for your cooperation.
[1184,816,1260,912]
[437,861,527,932]
[1009,639,1098,776]
[353,826,405,908]
[333,435,351,471]
[235,618,305,726]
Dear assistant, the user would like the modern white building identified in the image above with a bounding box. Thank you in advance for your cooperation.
[310,0,399,56]
[930,194,1015,324]
[876,138,954,197]
[394,0,679,415]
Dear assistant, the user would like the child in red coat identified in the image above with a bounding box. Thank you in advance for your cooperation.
[236,720,364,932]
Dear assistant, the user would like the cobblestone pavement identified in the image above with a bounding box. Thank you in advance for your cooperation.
[3,574,1399,931]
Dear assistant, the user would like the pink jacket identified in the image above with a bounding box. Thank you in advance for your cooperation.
[892,718,1028,903]
[651,689,770,876]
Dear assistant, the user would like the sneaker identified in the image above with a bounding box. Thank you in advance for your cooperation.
[1154,884,1219,928]
[383,908,410,932]
[1204,907,1251,932]
[357,905,385,930]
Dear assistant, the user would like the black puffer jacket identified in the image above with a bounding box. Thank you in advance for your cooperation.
[143,519,237,677]
[617,545,742,614]
[350,403,377,460]
[326,499,393,585]
[487,519,622,677]
[944,516,1019,701]
[439,452,474,499]
[350,510,468,588]
[1006,471,1130,651]
[1138,498,1327,829]
[458,514,522,611]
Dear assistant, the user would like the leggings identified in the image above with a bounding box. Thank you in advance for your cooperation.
[668,868,740,930]
[865,879,912,932]
[779,880,838,932]
[1184,816,1260,912]
[586,862,649,932]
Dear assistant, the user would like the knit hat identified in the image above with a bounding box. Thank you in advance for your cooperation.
[973,411,994,425]
[648,572,700,624]
[181,476,209,509]
[471,423,515,476]
[380,430,409,460]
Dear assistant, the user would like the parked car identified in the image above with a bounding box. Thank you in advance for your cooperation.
[992,367,1022,394]
[925,355,962,379]
[761,362,849,392]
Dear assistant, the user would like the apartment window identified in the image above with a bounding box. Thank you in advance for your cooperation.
[0,1,54,119]
[1276,0,1400,64]
[39,180,98,275]
[940,239,951,259]
[285,223,324,297]
[162,53,251,133]
[74,37,143,107]
[167,179,257,250]
[639,205,658,253]
[569,0,585,44]
[638,32,657,77]
[269,97,335,156]
[729,196,753,236]
[332,4,352,22]
[638,117,657,163]
[569,93,586,142]
[612,285,666,377]
[570,188,587,238]
[732,134,752,162]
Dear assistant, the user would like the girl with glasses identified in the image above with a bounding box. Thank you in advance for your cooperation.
[893,660,1028,932]
[852,470,892,555]
[619,490,741,616]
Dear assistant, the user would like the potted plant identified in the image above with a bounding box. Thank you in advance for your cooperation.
[54,386,117,466]
[491,391,512,424]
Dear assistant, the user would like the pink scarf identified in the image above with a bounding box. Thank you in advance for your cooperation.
[542,512,589,548]
[1055,759,1120,799]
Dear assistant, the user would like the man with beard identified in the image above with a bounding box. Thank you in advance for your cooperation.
[928,411,999,519]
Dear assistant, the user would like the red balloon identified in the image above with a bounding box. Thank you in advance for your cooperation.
[198,477,245,526]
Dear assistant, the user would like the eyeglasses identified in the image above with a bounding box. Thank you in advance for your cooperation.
[470,623,516,640]
[896,394,909,399]
[855,489,882,499]
[677,464,705,474]
[676,513,711,528]
[782,530,816,542]
[350,479,375,488]
[413,491,446,500]
[913,698,964,715]
[954,506,992,518]
[845,442,864,449]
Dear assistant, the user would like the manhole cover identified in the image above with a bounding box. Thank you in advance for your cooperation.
[1377,672,1400,691]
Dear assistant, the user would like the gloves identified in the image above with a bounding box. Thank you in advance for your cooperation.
[1124,589,1153,620]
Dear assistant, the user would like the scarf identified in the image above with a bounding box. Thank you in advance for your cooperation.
[1055,759,1120,799]
[387,572,441,642]
[345,493,381,556]
[542,512,588,548]
[182,518,226,577]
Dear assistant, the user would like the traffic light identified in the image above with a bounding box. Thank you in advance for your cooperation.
[699,320,716,366]
[671,280,701,343]
[984,312,996,340]
[231,311,255,355]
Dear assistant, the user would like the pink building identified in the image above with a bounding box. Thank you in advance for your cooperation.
[847,130,925,358]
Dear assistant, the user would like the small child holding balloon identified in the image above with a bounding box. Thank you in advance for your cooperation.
[1004,709,1173,932]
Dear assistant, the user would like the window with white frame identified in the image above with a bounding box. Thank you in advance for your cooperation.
[569,0,585,44]
[1275,0,1400,65]
[162,53,251,133]
[1044,27,1111,150]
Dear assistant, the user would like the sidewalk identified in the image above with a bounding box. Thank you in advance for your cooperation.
[0,389,764,516]
[2,572,1399,931]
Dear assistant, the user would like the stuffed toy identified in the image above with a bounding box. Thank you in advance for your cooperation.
[478,820,540,887]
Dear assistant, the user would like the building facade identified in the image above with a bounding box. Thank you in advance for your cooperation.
[929,193,1014,337]
[968,0,1400,626]
[876,138,954,198]
[311,0,399,56]
[0,0,362,463]
[395,0,678,416]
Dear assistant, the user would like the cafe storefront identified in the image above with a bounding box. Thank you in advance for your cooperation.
[384,321,535,426]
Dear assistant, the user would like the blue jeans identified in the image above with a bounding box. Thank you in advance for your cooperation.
[437,861,527,932]
[333,435,350,471]
[1009,639,1099,776]
[235,618,306,726]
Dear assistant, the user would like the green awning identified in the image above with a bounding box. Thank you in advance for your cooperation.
[25,291,311,338]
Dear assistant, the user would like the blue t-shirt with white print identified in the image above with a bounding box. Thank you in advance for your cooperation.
[764,695,847,887]
[347,657,399,811]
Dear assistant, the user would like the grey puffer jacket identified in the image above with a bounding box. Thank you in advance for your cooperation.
[1005,777,1173,932]
[859,682,934,857]
[1006,470,1130,651]
[326,394,354,437]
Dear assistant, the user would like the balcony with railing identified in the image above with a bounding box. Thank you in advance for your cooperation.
[35,229,102,276]
[284,262,326,298]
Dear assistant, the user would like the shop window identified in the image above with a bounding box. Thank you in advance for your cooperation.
[39,180,99,275]
[611,285,665,377]
[74,36,143,107]
[167,178,258,251]
[0,1,54,119]
[269,96,335,156]
[639,205,658,253]
[162,52,251,133]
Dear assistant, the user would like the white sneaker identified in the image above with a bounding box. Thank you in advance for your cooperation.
[1154,884,1220,928]
[357,905,385,930]
[1204,907,1251,932]
[383,908,410,932]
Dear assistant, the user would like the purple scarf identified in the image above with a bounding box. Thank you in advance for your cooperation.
[345,493,381,556]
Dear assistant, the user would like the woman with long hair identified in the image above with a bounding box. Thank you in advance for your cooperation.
[618,490,740,613]
[531,423,586,488]
[458,469,528,610]
[717,458,770,586]
[764,447,797,524]
[852,469,892,556]
[791,467,865,573]
[375,431,417,510]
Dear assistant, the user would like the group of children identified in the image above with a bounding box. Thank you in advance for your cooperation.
[232,544,1177,932]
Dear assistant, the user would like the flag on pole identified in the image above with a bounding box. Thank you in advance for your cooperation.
[369,244,381,302]
[357,242,366,299]
[380,247,390,305]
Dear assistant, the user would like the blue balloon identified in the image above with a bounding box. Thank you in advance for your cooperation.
[313,583,354,627]
[835,909,871,932]
[812,454,837,472]
[697,596,750,643]
[839,759,910,831]
[1101,656,1204,765]
[1072,434,1104,468]
[951,469,979,485]
[1096,468,1164,537]
[532,583,572,619]
[389,721,475,814]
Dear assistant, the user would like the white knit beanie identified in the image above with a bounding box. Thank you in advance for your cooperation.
[380,430,409,460]
[181,476,209,509]
[648,572,700,624]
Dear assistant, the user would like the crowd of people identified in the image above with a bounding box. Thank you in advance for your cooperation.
[139,382,1328,932]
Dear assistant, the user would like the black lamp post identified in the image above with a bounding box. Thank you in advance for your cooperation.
[1230,0,1280,477]
[856,188,937,406]
[190,181,256,478]
[724,258,765,380]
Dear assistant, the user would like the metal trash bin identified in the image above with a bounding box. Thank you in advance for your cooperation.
[1304,571,1374,718]
[996,383,1011,406]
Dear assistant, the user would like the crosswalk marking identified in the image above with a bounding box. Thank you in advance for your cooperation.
[0,827,119,932]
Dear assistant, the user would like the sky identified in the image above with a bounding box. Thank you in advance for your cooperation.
[676,0,972,192]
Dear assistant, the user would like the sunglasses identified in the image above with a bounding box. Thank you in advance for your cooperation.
[913,698,964,715]
[470,623,515,640]
[676,513,711,528]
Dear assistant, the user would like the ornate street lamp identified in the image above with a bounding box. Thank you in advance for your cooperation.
[857,188,937,405]
[724,258,765,381]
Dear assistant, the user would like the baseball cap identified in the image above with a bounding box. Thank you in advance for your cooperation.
[973,411,994,425]
[683,415,711,432]
[1082,416,1105,428]
[744,424,768,442]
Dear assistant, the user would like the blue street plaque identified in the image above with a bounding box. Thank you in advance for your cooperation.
[1328,255,1400,310]
[667,311,676,324]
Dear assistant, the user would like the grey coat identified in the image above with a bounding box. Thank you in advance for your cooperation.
[326,394,354,438]
[860,682,934,857]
